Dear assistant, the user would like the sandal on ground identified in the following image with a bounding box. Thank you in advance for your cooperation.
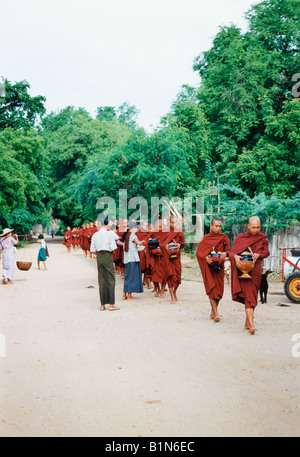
[108,305,120,311]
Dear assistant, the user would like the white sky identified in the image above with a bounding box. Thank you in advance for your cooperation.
[1,0,261,130]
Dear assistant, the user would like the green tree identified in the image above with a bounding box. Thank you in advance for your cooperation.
[71,125,196,222]
[191,0,300,197]
[0,128,50,232]
[161,85,211,181]
[0,79,46,130]
[231,99,300,197]
[42,107,132,224]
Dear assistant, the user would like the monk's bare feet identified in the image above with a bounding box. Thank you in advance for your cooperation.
[244,319,251,330]
[127,294,136,300]
[100,305,106,311]
[154,292,160,297]
[249,327,256,334]
[122,293,127,300]
[214,314,220,322]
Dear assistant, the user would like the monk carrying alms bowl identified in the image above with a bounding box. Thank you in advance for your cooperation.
[238,251,255,278]
[208,250,223,270]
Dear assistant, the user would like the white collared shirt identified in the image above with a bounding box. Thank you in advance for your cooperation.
[90,228,117,253]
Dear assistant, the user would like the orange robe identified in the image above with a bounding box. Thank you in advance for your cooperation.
[63,230,72,247]
[172,231,185,288]
[148,230,179,286]
[196,231,230,300]
[229,231,269,308]
[136,229,151,273]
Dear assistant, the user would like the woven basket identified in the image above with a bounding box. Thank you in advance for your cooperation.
[16,261,32,271]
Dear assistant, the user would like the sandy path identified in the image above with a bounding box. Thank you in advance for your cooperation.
[0,237,299,437]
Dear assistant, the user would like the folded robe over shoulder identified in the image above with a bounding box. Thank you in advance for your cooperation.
[169,231,185,288]
[148,230,178,285]
[229,231,270,308]
[63,230,72,247]
[136,229,151,273]
[196,232,230,299]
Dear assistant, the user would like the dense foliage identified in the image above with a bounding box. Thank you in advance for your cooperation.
[0,0,299,235]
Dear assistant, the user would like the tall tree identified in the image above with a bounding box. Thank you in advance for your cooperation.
[0,79,46,130]
[192,0,300,197]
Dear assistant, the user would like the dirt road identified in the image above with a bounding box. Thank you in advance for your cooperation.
[0,237,299,437]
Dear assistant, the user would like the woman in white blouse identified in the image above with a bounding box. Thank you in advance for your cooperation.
[122,222,145,300]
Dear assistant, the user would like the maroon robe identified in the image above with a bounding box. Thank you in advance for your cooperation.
[114,229,125,267]
[82,227,89,251]
[71,230,77,247]
[164,230,185,288]
[229,231,269,308]
[173,231,185,287]
[196,231,230,300]
[136,229,151,273]
[148,230,179,286]
[79,228,85,249]
[63,230,72,247]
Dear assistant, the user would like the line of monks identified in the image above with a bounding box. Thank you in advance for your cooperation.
[63,214,270,335]
[62,216,185,304]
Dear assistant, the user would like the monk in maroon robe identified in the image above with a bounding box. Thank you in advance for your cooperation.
[78,224,85,250]
[63,227,73,253]
[90,221,99,258]
[229,216,269,334]
[196,218,230,322]
[115,219,127,278]
[136,221,152,289]
[71,228,77,250]
[149,220,179,303]
[165,216,185,302]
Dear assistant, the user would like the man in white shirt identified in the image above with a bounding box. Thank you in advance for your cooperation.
[90,216,119,311]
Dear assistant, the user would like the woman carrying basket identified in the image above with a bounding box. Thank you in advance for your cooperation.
[0,228,19,284]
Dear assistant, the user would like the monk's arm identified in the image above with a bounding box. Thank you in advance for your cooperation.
[253,239,270,261]
[220,238,230,259]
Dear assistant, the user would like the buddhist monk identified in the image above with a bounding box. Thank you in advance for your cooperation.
[78,224,84,251]
[90,221,99,259]
[196,218,230,322]
[80,223,88,256]
[229,216,270,335]
[86,222,94,257]
[63,226,73,253]
[149,219,178,303]
[136,220,152,289]
[164,215,185,302]
[115,219,127,278]
[71,227,77,250]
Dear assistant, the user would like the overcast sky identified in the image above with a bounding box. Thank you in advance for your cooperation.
[1,0,261,130]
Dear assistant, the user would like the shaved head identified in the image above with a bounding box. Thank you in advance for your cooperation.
[210,218,222,234]
[248,216,261,235]
[249,216,260,225]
